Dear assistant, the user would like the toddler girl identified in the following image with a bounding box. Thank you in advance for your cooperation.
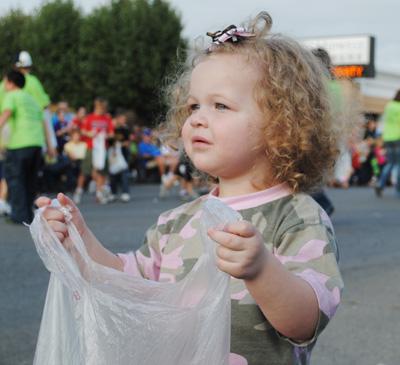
[36,11,343,365]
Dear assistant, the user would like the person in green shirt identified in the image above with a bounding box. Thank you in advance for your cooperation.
[375,90,400,198]
[0,51,54,218]
[0,70,54,224]
[0,50,50,109]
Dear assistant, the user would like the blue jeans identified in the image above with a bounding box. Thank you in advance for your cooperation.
[4,147,42,223]
[378,140,400,195]
[110,169,130,195]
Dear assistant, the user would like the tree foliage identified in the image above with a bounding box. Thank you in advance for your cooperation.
[29,0,82,107]
[0,10,32,73]
[0,0,186,125]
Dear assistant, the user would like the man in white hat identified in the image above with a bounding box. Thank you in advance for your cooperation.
[14,50,51,109]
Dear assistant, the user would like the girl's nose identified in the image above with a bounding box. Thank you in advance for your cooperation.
[189,111,208,128]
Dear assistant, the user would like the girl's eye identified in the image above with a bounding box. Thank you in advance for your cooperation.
[215,103,228,111]
[188,104,199,112]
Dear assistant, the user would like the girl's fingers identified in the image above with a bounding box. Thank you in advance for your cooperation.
[223,221,256,237]
[48,220,68,236]
[55,231,66,242]
[215,258,242,277]
[208,228,245,250]
[57,193,78,213]
[216,245,243,262]
[42,207,66,222]
[35,196,51,208]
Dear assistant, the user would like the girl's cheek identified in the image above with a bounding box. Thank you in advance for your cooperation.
[181,120,191,144]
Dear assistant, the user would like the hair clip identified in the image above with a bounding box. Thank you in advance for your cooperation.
[206,24,255,51]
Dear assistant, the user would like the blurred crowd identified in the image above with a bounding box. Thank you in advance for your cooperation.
[0,50,399,224]
[0,51,209,224]
[38,98,207,204]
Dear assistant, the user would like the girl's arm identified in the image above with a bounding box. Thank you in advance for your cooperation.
[208,220,340,343]
[244,252,319,342]
[80,227,124,271]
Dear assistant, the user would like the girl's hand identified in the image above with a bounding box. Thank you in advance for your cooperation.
[35,193,88,248]
[208,221,269,280]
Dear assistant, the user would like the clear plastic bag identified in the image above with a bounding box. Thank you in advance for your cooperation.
[30,198,241,365]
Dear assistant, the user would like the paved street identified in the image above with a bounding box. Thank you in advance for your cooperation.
[0,185,399,365]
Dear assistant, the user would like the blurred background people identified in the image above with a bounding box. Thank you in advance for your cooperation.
[63,128,87,204]
[80,97,114,204]
[0,70,54,224]
[137,128,166,182]
[310,48,338,215]
[107,109,131,202]
[0,122,10,216]
[374,90,400,197]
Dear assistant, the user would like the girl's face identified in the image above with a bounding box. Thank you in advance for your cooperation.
[182,53,269,184]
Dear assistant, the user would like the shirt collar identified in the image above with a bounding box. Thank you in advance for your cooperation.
[207,183,292,210]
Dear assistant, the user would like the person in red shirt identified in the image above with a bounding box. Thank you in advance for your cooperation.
[80,98,114,204]
[71,106,87,131]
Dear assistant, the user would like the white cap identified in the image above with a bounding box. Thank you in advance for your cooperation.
[15,51,33,68]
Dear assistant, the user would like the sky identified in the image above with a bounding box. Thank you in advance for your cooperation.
[0,0,399,74]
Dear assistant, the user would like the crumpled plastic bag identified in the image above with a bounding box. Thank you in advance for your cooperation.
[30,198,242,365]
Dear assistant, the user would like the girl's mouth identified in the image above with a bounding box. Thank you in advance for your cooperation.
[192,136,211,145]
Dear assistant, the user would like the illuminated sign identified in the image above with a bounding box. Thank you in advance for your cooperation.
[301,35,375,78]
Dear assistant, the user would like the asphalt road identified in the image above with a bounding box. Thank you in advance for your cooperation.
[0,185,399,365]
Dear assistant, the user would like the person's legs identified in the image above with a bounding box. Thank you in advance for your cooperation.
[109,173,118,195]
[25,147,42,223]
[394,142,400,197]
[376,143,395,196]
[0,160,11,215]
[5,148,36,223]
[155,156,166,176]
[121,169,130,195]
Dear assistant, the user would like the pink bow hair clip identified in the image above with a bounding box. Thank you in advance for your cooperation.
[206,24,255,51]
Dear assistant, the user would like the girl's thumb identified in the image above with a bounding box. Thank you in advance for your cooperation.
[57,192,78,212]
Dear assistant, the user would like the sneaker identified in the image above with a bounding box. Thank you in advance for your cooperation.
[120,193,131,203]
[0,200,11,216]
[73,189,83,204]
[159,184,168,198]
[96,190,108,204]
[108,194,117,203]
[88,180,97,194]
[161,174,169,185]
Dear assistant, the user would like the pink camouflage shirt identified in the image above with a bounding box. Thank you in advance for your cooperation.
[118,183,343,365]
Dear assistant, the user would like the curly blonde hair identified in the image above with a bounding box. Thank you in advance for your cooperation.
[162,11,340,193]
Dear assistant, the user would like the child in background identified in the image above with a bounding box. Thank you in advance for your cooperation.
[107,109,131,202]
[63,129,87,204]
[71,106,87,130]
[80,98,114,204]
[137,128,166,180]
[37,12,343,365]
[53,110,70,154]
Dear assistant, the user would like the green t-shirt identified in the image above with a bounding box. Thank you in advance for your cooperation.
[382,100,400,142]
[1,89,45,149]
[24,73,50,109]
[0,73,50,110]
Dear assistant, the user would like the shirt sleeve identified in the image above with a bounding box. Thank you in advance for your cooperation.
[28,75,50,109]
[273,212,343,346]
[1,92,15,113]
